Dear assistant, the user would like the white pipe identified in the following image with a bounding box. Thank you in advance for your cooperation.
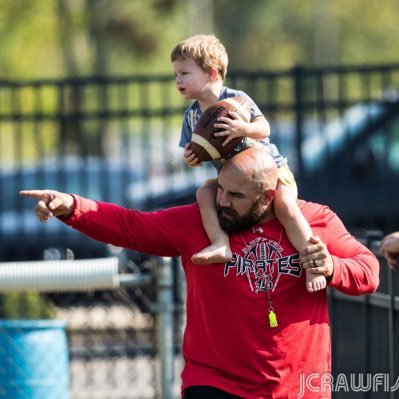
[0,258,120,293]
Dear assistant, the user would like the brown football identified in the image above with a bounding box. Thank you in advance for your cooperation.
[190,96,251,162]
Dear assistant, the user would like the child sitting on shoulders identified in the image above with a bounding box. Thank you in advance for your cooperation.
[171,34,326,293]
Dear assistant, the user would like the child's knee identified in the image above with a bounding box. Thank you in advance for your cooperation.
[196,185,209,202]
[196,186,204,201]
[196,181,218,203]
[196,185,216,206]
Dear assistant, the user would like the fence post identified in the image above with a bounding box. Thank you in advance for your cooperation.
[292,65,305,178]
[156,257,175,399]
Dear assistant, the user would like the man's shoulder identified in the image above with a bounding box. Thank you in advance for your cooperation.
[157,202,201,221]
[298,199,337,225]
[155,203,206,242]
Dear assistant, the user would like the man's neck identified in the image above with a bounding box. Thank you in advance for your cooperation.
[258,205,276,225]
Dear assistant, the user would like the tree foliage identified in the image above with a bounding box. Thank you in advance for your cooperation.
[0,0,398,79]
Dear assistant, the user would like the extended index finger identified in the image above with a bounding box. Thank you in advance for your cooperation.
[19,190,48,199]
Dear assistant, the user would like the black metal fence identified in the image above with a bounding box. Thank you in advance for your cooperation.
[1,64,399,256]
[329,233,399,399]
[1,64,399,398]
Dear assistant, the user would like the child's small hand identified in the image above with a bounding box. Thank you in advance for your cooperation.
[213,111,247,146]
[184,143,203,167]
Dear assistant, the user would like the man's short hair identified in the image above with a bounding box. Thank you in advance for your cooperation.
[170,34,228,80]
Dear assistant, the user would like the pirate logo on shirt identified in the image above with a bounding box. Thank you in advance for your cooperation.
[224,237,302,293]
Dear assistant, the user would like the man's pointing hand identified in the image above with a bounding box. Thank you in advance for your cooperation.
[19,190,74,222]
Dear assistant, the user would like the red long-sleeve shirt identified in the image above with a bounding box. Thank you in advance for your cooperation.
[63,196,379,399]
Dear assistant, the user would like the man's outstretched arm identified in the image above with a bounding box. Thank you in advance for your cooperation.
[20,190,201,259]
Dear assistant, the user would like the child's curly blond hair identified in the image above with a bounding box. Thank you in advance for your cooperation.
[171,34,228,80]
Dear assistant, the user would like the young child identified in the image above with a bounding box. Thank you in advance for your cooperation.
[171,34,326,293]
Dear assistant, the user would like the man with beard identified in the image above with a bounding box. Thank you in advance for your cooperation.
[20,146,379,399]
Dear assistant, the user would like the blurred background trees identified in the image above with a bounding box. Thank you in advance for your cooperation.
[0,0,398,79]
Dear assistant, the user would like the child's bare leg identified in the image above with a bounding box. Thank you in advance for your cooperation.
[191,181,233,264]
[274,184,327,293]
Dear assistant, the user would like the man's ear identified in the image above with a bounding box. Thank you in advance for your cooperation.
[263,189,276,206]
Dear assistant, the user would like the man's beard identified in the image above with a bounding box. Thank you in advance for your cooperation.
[216,196,269,234]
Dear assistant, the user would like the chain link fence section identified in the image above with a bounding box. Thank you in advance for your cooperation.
[0,256,185,399]
[64,290,157,399]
